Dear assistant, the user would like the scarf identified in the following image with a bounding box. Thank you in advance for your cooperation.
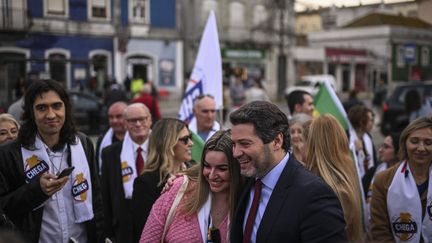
[120,132,147,199]
[98,128,113,175]
[387,161,432,242]
[197,194,212,242]
[21,136,94,223]
[362,133,375,169]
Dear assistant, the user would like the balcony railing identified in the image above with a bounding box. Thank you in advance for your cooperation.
[0,7,30,30]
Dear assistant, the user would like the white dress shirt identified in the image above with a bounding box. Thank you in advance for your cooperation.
[132,139,149,166]
[39,144,87,243]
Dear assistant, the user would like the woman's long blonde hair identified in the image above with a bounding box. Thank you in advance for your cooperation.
[305,114,364,242]
[143,118,188,185]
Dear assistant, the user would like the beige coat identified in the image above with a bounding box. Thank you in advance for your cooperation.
[369,162,427,242]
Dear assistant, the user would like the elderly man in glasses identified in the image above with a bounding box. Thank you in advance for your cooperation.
[100,103,152,243]
[189,94,221,142]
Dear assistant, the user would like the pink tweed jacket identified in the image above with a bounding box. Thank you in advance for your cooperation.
[140,176,229,243]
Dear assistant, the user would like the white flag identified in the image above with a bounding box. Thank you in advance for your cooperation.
[178,11,222,122]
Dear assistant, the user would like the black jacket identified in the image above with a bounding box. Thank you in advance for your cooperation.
[101,142,135,243]
[0,133,104,243]
[230,156,347,243]
[131,171,164,242]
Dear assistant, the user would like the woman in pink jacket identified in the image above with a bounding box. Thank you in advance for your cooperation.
[140,130,242,243]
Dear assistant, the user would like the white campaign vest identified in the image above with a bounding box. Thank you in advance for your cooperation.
[387,161,432,242]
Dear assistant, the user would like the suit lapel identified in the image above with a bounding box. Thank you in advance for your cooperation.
[231,178,254,241]
[256,156,300,242]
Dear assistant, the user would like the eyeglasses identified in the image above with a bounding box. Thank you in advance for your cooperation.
[178,134,192,145]
[380,143,393,149]
[126,116,149,125]
[201,109,216,113]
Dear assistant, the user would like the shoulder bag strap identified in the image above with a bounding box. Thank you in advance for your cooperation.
[161,175,189,242]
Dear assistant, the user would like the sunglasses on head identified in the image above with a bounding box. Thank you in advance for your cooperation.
[178,134,192,145]
[195,94,214,100]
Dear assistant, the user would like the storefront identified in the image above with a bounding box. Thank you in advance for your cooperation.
[117,39,183,97]
[221,48,266,84]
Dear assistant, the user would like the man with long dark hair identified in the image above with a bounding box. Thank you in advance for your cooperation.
[0,80,104,242]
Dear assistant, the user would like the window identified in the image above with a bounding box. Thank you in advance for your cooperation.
[130,0,149,24]
[46,49,70,87]
[422,47,430,66]
[202,0,217,23]
[397,45,405,68]
[411,47,418,65]
[92,55,107,74]
[253,5,267,27]
[0,0,27,29]
[49,53,67,83]
[44,0,68,17]
[0,47,28,104]
[229,2,244,28]
[89,0,110,19]
[89,50,112,78]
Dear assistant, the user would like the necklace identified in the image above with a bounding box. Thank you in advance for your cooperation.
[210,205,229,228]
[46,146,66,174]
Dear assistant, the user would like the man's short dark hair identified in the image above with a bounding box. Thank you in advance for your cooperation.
[286,90,312,114]
[229,101,290,151]
[19,79,77,149]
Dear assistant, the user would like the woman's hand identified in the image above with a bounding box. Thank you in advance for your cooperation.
[161,174,178,194]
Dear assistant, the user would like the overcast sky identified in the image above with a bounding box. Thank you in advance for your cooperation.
[295,0,415,11]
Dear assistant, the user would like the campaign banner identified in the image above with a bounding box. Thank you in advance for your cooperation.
[178,11,222,123]
[178,11,222,163]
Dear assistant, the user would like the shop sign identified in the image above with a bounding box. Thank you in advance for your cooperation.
[404,44,416,64]
[222,48,265,60]
[159,59,175,87]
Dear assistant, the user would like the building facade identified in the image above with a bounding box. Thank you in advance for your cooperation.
[0,0,181,110]
[180,0,296,99]
[308,13,432,92]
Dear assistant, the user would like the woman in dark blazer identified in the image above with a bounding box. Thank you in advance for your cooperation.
[131,118,193,242]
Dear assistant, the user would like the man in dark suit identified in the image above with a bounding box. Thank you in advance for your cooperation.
[101,103,152,243]
[95,101,127,176]
[229,101,347,243]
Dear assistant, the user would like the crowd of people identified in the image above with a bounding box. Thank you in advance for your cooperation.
[0,79,431,243]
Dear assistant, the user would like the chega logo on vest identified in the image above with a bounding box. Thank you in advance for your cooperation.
[121,161,133,183]
[72,172,89,201]
[392,212,418,241]
[24,155,49,182]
